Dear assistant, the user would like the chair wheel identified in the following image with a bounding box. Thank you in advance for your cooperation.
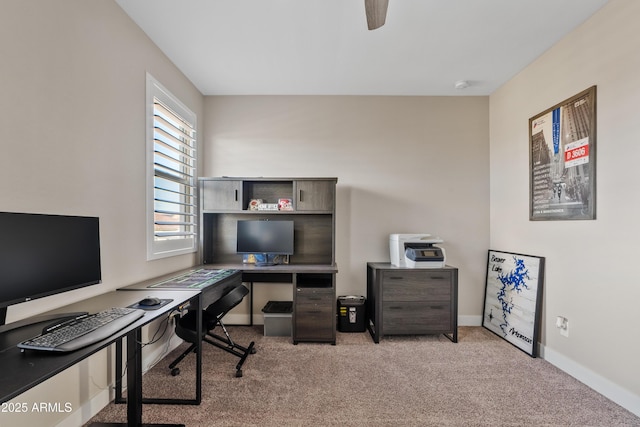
[235,369,243,378]
[171,367,180,376]
[250,347,257,354]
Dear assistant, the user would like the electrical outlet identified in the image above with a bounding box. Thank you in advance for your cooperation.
[560,319,569,337]
[556,316,569,337]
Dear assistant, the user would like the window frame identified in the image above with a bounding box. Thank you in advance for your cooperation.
[145,73,198,260]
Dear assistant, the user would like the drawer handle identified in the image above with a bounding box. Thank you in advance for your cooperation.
[387,275,448,280]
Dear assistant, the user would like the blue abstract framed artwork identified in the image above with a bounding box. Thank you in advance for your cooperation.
[482,250,545,357]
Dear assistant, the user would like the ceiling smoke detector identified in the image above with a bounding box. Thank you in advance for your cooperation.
[454,80,469,90]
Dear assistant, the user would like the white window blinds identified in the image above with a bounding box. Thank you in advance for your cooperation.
[146,74,197,259]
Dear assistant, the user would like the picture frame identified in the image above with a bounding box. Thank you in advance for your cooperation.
[529,86,596,220]
[482,250,545,357]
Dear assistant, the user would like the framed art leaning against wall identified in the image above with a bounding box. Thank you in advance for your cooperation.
[529,86,596,221]
[482,250,545,357]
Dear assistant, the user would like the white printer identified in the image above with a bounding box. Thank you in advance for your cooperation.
[389,234,446,268]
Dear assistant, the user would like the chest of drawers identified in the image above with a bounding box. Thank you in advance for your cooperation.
[366,263,458,343]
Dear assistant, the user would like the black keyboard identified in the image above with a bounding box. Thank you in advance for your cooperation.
[18,307,145,352]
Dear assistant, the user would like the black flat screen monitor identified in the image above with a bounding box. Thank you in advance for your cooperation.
[0,212,102,319]
[236,220,294,259]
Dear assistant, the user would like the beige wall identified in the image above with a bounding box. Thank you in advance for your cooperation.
[0,1,202,425]
[3,0,638,424]
[490,0,640,412]
[203,95,490,320]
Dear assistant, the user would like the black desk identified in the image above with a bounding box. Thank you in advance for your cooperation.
[0,289,201,427]
[115,267,242,405]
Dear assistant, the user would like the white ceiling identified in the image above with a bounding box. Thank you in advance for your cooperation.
[115,0,609,96]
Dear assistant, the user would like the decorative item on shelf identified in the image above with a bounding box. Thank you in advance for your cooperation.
[272,254,289,265]
[278,198,293,211]
[248,199,263,211]
[242,254,257,264]
[258,203,279,211]
[242,254,289,265]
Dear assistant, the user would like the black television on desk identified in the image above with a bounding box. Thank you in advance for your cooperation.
[0,212,102,326]
[236,220,294,266]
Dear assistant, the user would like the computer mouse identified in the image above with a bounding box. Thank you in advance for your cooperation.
[139,297,162,307]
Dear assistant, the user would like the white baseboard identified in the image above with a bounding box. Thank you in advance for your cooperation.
[55,387,112,427]
[229,314,484,327]
[457,316,639,417]
[55,335,185,427]
[227,313,262,325]
[540,344,640,418]
[458,315,482,326]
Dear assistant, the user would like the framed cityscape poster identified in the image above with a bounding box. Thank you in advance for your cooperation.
[529,86,596,220]
[482,250,545,357]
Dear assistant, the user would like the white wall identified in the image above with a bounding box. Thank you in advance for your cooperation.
[0,1,202,425]
[203,95,490,322]
[489,0,640,414]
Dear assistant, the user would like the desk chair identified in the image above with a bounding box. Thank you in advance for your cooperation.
[169,284,256,378]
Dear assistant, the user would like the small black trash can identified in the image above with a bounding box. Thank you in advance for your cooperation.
[337,295,366,332]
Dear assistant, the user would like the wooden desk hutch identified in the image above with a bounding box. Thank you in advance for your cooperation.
[198,177,338,344]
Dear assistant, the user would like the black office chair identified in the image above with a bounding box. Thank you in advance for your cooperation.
[169,284,256,378]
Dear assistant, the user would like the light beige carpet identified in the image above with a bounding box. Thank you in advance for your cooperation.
[87,326,639,426]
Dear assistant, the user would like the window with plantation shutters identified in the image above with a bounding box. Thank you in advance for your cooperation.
[146,74,197,260]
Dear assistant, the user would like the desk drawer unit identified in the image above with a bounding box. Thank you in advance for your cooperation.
[293,275,336,344]
[366,263,458,343]
[294,302,334,341]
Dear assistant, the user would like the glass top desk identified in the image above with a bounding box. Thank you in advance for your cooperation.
[118,264,337,325]
[118,266,243,308]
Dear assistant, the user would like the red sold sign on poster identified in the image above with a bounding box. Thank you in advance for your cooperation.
[564,137,589,167]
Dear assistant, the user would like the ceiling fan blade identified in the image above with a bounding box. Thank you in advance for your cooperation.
[365,0,388,30]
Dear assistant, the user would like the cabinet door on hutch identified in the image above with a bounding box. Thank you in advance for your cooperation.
[202,180,242,211]
[296,180,335,211]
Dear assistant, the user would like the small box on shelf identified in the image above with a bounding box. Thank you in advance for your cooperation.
[278,198,293,211]
[247,199,262,210]
[257,203,279,211]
